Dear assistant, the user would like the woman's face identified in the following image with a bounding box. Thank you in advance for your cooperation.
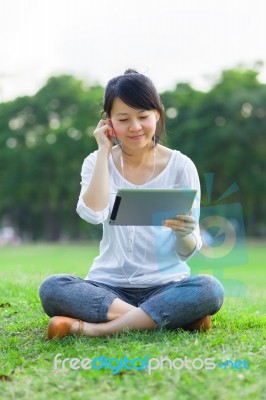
[109,97,160,150]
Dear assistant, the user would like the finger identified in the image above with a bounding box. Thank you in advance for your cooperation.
[94,124,113,137]
[96,119,105,128]
[164,220,187,229]
[171,226,190,236]
[175,214,195,222]
[165,224,195,233]
[95,119,113,131]
[164,220,196,232]
[168,225,192,237]
[101,120,115,135]
[105,126,115,138]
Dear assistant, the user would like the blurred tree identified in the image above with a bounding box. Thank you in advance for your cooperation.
[164,67,266,235]
[0,75,103,240]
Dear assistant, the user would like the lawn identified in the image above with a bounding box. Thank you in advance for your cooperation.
[0,242,265,400]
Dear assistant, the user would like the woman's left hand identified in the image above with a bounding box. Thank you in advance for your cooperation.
[164,211,196,238]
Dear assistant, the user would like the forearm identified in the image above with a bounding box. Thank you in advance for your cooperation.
[82,148,110,211]
[175,233,196,257]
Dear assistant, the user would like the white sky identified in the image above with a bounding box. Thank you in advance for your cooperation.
[0,0,266,101]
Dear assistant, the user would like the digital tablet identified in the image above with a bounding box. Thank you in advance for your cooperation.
[109,188,197,226]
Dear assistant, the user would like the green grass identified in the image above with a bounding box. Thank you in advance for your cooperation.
[0,242,265,400]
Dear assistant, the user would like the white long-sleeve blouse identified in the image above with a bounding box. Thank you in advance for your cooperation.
[76,149,202,288]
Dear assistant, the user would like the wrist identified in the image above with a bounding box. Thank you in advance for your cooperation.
[175,232,197,257]
[98,147,111,157]
[175,231,190,240]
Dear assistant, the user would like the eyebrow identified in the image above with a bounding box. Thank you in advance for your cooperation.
[115,110,147,116]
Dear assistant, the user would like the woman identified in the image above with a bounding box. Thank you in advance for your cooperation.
[39,69,224,339]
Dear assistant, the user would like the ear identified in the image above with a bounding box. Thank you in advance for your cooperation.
[155,110,160,122]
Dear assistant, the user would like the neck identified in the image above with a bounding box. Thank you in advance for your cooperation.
[120,144,156,166]
[120,145,157,186]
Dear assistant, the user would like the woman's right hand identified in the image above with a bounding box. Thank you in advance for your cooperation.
[93,119,115,153]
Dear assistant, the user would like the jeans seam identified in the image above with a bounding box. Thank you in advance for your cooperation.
[139,304,162,327]
[98,292,118,322]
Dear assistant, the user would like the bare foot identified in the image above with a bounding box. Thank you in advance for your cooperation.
[70,321,101,337]
[69,308,157,338]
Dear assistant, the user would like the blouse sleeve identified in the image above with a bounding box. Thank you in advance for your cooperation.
[76,152,110,225]
[174,156,202,261]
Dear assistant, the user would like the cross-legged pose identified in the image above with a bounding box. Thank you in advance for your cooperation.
[39,69,224,339]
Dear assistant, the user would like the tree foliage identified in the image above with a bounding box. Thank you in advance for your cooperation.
[163,68,266,235]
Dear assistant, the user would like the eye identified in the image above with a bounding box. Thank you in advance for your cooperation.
[140,116,148,119]
[118,119,128,122]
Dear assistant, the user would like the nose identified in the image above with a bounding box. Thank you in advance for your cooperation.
[129,119,142,132]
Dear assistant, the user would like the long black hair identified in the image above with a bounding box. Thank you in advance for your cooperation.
[102,69,165,144]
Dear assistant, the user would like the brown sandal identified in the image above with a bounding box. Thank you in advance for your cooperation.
[46,316,84,339]
[183,315,211,332]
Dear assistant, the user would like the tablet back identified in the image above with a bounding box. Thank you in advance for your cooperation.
[109,189,197,226]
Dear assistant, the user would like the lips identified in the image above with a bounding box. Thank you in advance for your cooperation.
[129,134,144,140]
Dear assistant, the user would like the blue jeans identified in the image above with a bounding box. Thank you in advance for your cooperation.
[39,274,224,329]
